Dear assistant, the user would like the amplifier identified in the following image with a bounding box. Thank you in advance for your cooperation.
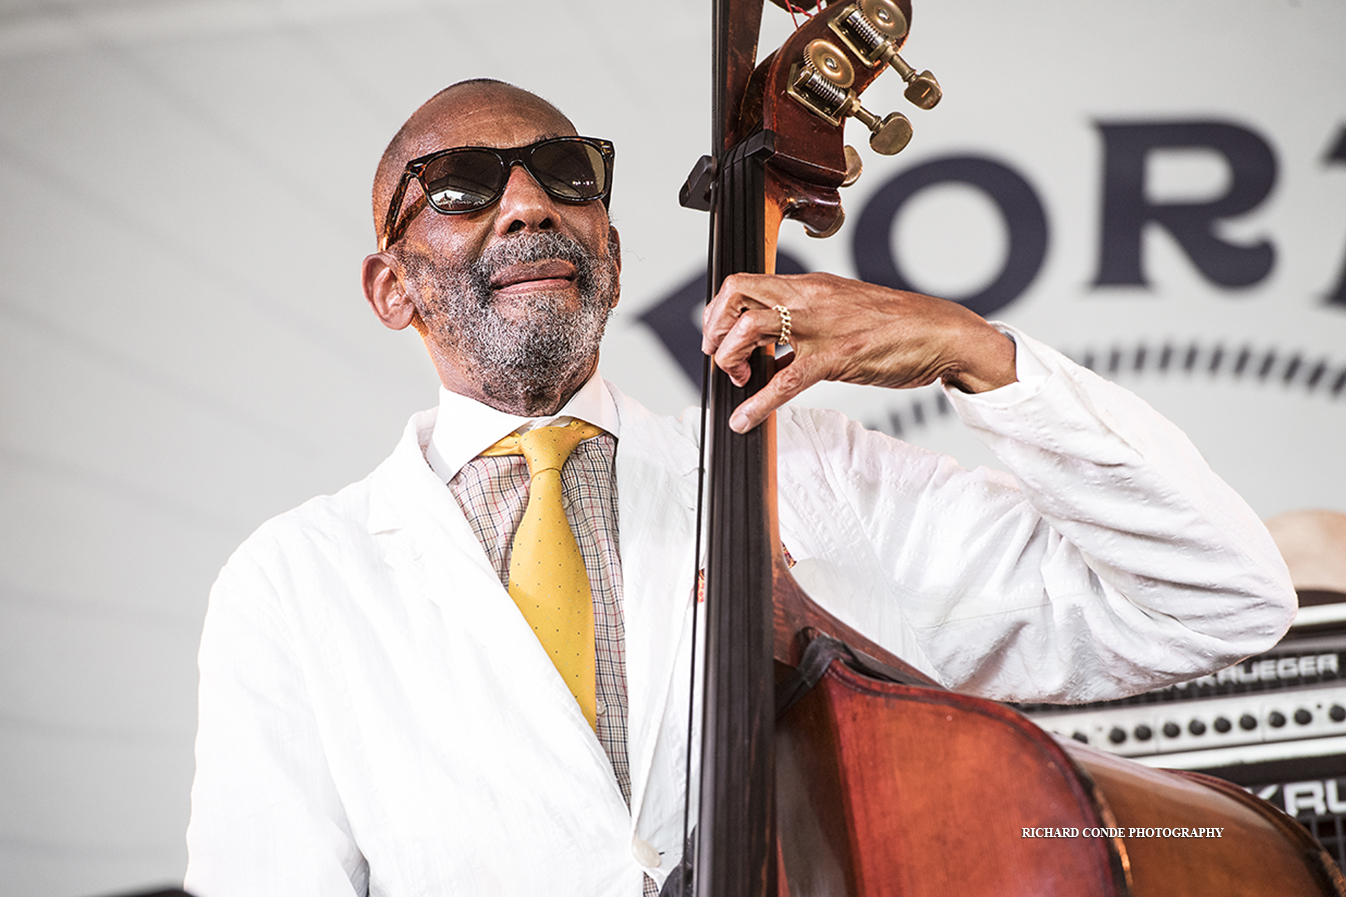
[1016,632,1346,767]
[1015,604,1346,867]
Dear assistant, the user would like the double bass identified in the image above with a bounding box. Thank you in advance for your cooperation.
[678,0,1346,894]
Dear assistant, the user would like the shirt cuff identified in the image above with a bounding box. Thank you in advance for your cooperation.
[940,322,1052,409]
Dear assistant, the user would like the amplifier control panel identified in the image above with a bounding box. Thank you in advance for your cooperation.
[1015,636,1346,761]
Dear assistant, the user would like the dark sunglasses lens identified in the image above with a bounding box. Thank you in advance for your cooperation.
[421,151,505,211]
[531,141,607,201]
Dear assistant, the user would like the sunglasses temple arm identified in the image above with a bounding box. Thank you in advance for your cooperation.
[379,170,416,252]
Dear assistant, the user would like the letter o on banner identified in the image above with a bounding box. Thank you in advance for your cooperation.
[853,156,1049,317]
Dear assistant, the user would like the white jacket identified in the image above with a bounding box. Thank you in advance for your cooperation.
[185,333,1295,896]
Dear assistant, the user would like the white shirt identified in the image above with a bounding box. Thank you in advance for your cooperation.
[424,373,622,483]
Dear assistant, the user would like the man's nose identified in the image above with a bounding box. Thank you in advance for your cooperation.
[494,163,557,235]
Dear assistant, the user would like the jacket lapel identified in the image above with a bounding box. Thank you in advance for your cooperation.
[609,388,702,825]
[365,409,619,770]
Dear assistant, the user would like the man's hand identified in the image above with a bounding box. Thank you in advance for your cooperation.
[702,272,1017,433]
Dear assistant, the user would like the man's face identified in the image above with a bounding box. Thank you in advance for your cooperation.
[383,86,621,412]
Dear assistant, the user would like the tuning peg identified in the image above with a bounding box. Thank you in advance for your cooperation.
[883,51,942,110]
[789,39,912,156]
[847,102,912,155]
[805,206,845,239]
[842,145,863,186]
[830,0,942,110]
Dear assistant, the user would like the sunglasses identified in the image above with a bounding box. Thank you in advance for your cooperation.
[380,135,615,250]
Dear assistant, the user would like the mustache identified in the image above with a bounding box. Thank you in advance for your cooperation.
[467,232,602,302]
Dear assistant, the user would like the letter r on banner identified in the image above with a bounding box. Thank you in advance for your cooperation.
[1094,120,1276,288]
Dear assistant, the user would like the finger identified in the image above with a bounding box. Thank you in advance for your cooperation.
[701,280,747,353]
[729,357,821,433]
[702,301,752,355]
[703,273,787,352]
[712,308,783,385]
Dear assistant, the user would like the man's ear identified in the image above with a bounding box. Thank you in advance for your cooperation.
[362,251,421,331]
[608,225,622,309]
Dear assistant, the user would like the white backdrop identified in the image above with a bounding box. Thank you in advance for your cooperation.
[1,1,1343,894]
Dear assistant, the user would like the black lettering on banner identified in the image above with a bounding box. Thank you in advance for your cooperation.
[852,156,1048,318]
[1323,124,1346,308]
[1094,120,1277,288]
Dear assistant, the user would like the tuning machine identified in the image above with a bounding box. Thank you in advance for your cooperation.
[787,38,914,156]
[830,0,942,110]
[842,145,863,187]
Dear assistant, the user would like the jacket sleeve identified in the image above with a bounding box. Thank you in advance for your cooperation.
[778,327,1297,703]
[185,534,368,897]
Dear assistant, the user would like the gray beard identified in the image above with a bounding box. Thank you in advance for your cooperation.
[402,231,617,402]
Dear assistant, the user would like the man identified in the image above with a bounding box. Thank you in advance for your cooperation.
[185,80,1295,895]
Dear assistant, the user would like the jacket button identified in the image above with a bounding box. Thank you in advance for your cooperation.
[632,837,661,868]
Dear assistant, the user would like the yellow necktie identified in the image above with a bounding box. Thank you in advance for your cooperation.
[481,419,604,729]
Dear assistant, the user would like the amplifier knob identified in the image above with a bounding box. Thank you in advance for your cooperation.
[1269,711,1287,728]
[1295,708,1313,725]
[1134,724,1153,741]
[1162,721,1181,738]
[1213,716,1232,733]
[1108,727,1127,745]
[1188,719,1207,736]
[1071,731,1089,743]
[1239,714,1258,730]
[1331,705,1346,723]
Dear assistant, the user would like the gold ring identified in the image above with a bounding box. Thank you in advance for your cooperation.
[773,304,792,347]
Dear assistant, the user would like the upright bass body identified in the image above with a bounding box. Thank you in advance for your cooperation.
[689,1,1346,895]
[775,635,1344,896]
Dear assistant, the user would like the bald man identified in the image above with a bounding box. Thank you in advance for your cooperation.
[185,80,1296,896]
